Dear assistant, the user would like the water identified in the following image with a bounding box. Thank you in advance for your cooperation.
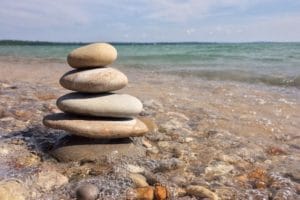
[1,41,300,88]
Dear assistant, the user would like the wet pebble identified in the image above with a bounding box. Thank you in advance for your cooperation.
[76,184,99,200]
[126,164,145,174]
[154,158,185,172]
[127,186,154,200]
[0,180,27,200]
[186,185,219,200]
[129,173,149,187]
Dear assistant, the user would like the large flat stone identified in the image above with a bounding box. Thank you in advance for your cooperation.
[43,113,148,138]
[57,93,143,118]
[50,136,145,162]
[60,68,128,93]
[67,43,117,68]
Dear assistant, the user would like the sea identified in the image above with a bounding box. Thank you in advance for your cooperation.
[0,41,300,88]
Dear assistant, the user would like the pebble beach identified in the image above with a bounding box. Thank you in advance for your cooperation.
[0,43,300,199]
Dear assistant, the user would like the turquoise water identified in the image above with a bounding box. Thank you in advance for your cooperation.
[1,41,300,88]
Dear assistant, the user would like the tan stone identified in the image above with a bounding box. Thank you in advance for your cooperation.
[36,170,68,191]
[43,113,148,138]
[129,173,149,187]
[186,185,219,200]
[67,43,117,68]
[0,180,26,200]
[60,68,128,93]
[57,93,143,118]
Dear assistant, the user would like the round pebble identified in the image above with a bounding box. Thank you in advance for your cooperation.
[76,184,99,200]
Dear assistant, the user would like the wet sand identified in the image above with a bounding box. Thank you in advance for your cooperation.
[0,58,300,199]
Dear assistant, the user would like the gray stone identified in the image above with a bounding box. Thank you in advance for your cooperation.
[51,136,145,162]
[57,93,143,118]
[43,113,148,138]
[76,184,99,200]
[67,43,117,68]
[60,68,128,93]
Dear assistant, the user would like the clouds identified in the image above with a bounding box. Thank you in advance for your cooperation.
[0,0,299,41]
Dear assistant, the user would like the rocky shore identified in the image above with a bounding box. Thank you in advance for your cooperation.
[0,58,300,199]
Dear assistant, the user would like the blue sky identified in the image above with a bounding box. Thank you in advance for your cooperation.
[0,0,300,42]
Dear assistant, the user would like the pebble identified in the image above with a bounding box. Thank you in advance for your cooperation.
[67,43,117,68]
[51,139,145,163]
[0,180,27,200]
[57,92,143,117]
[43,113,148,138]
[129,173,149,187]
[36,170,68,191]
[127,186,154,200]
[186,185,219,200]
[60,68,128,93]
[154,158,184,172]
[76,184,99,200]
[154,184,169,200]
[126,164,145,174]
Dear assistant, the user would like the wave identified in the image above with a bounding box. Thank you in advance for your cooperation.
[166,69,300,88]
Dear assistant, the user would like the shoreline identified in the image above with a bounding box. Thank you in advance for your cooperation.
[0,58,300,199]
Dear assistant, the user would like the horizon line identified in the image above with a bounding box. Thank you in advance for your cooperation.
[1,39,300,45]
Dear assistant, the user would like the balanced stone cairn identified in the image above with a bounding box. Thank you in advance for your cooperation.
[43,43,148,162]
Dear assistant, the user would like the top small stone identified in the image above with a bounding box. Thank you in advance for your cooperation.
[67,43,117,68]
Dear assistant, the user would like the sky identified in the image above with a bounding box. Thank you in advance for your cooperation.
[0,0,300,42]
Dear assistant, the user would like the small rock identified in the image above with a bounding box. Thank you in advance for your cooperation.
[186,185,219,200]
[13,110,33,121]
[154,184,169,200]
[35,92,57,101]
[143,171,160,185]
[204,162,234,179]
[36,170,68,191]
[142,138,153,148]
[146,146,159,155]
[155,158,185,172]
[0,180,26,200]
[127,164,145,174]
[170,176,187,187]
[184,137,194,143]
[127,186,154,200]
[157,141,170,149]
[139,117,158,132]
[76,184,99,200]
[129,173,149,187]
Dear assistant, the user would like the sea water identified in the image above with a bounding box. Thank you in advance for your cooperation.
[0,41,300,88]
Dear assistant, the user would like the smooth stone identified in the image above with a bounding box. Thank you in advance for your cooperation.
[129,173,149,187]
[50,136,145,162]
[60,68,128,93]
[67,43,117,68]
[57,93,143,118]
[76,184,99,200]
[43,113,148,138]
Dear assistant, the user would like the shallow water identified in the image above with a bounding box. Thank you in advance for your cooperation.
[1,41,300,88]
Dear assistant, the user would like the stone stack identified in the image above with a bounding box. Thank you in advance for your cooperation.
[43,43,148,162]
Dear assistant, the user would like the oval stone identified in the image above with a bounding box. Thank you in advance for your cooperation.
[43,113,148,138]
[67,43,117,68]
[57,93,143,117]
[60,68,128,93]
[50,136,145,162]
